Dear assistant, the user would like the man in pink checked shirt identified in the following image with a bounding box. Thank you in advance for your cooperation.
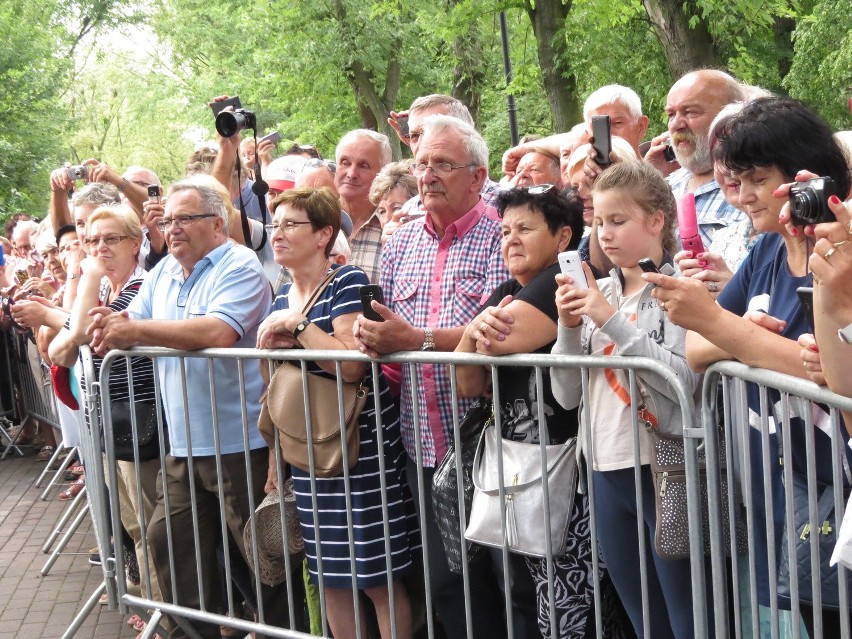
[354,114,509,639]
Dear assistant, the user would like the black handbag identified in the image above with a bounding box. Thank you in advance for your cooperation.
[777,472,852,610]
[431,398,492,573]
[109,400,161,462]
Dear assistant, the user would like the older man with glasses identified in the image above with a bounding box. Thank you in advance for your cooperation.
[354,114,509,639]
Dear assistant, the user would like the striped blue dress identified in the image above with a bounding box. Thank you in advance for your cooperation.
[272,264,420,588]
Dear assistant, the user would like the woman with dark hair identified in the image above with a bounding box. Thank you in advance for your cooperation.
[454,185,625,637]
[647,96,852,636]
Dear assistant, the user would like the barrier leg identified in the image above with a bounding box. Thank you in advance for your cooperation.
[137,609,165,639]
[39,448,79,500]
[42,484,88,552]
[41,500,91,575]
[34,442,70,488]
[0,415,27,459]
[59,581,106,639]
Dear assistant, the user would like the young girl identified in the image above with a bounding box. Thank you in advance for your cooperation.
[550,161,701,638]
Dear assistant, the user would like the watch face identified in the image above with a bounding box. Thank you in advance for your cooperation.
[839,324,852,344]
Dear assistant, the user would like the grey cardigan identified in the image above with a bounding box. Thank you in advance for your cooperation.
[550,262,701,440]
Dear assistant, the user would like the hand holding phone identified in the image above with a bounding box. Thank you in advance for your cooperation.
[676,193,706,265]
[796,287,815,332]
[259,131,281,146]
[558,251,588,289]
[210,95,242,117]
[360,285,385,322]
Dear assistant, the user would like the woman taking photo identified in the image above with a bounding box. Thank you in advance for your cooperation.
[646,96,852,636]
[256,187,418,639]
[454,185,625,637]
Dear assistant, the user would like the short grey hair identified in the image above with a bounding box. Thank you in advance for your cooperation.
[335,129,392,167]
[583,84,643,123]
[420,114,488,168]
[409,94,475,127]
[167,179,230,234]
[71,183,121,209]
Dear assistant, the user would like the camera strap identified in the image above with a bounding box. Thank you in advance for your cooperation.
[236,131,269,253]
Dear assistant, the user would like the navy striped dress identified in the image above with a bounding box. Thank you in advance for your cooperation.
[272,264,420,588]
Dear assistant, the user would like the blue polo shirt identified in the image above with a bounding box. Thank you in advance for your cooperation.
[127,241,271,457]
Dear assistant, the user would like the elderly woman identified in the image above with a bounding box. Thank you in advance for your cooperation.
[49,206,161,609]
[454,185,623,637]
[367,160,418,243]
[256,187,418,639]
[648,96,852,637]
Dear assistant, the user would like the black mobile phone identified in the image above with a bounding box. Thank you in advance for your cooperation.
[360,285,385,322]
[796,286,815,331]
[210,95,242,117]
[147,184,162,204]
[638,258,661,274]
[591,115,612,166]
[663,141,677,163]
[396,114,410,139]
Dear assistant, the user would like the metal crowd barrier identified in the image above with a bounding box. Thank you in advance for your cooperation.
[702,362,852,639]
[80,346,710,639]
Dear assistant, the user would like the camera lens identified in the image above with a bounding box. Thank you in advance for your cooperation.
[215,111,243,137]
[790,190,818,225]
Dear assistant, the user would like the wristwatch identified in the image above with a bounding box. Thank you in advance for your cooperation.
[68,273,82,280]
[420,326,435,351]
[292,318,311,339]
[838,323,852,345]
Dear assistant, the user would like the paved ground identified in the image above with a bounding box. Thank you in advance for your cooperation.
[0,450,137,639]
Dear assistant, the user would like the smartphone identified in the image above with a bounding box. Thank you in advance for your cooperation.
[591,115,612,166]
[396,114,410,139]
[360,284,385,322]
[558,251,588,289]
[15,269,28,285]
[260,131,281,145]
[147,184,162,204]
[663,141,677,163]
[638,258,661,274]
[796,287,815,332]
[676,193,706,261]
[210,95,242,117]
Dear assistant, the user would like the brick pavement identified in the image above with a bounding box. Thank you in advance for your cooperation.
[0,453,137,639]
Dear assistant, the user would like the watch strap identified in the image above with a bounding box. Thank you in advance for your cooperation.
[293,319,311,339]
[420,326,435,351]
[838,323,852,345]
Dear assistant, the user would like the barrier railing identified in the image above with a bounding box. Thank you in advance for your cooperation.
[703,361,852,639]
[88,347,707,639]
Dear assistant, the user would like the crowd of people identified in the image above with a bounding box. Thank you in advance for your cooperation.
[1,69,852,639]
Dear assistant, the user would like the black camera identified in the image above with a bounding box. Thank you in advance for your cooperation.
[788,176,837,225]
[66,165,88,181]
[215,108,256,138]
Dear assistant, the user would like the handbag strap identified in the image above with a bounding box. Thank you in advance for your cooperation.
[300,268,338,315]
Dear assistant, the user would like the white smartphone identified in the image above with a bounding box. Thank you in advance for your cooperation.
[558,251,588,289]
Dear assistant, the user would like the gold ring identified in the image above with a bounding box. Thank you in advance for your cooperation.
[660,302,667,312]
[824,247,837,260]
[833,240,848,249]
[480,322,488,332]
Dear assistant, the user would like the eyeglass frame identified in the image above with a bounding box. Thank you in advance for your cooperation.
[83,234,130,247]
[155,214,218,231]
[264,221,314,234]
[410,162,476,178]
[303,159,336,174]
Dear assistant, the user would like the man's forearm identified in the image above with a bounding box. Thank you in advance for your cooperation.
[128,317,239,351]
[50,190,72,233]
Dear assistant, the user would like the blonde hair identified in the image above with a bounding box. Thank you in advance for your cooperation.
[86,206,143,241]
[592,161,677,255]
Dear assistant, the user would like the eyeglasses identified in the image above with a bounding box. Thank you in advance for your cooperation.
[303,159,336,174]
[83,234,129,247]
[521,183,557,195]
[155,214,217,231]
[265,221,313,234]
[410,162,475,178]
[40,248,59,260]
[13,243,33,252]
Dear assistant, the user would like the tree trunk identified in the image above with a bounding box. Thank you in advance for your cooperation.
[448,0,485,127]
[642,0,721,79]
[773,15,796,83]
[526,0,581,132]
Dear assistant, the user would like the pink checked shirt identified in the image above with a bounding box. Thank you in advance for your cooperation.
[380,198,509,466]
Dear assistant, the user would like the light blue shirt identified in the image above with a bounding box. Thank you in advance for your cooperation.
[127,241,271,457]
[668,168,746,247]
